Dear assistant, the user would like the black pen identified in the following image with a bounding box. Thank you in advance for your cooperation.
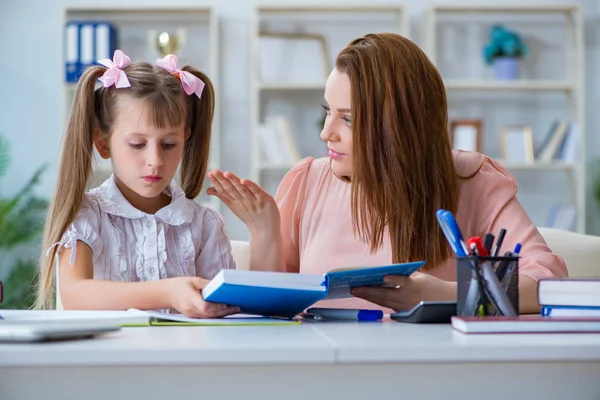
[484,233,495,255]
[495,251,513,281]
[492,228,507,257]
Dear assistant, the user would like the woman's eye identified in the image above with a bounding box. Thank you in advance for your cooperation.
[129,143,145,149]
[341,117,352,127]
[162,143,176,150]
[321,104,331,116]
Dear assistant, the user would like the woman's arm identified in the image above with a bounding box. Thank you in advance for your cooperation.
[206,170,284,271]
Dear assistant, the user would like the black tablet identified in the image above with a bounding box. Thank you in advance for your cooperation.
[390,301,457,324]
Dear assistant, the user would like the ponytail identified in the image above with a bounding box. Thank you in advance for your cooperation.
[179,66,215,199]
[34,66,104,309]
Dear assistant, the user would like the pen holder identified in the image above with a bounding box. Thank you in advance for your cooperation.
[456,255,519,317]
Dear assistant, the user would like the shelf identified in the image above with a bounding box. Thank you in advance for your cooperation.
[500,161,575,171]
[258,82,326,91]
[430,4,578,14]
[444,80,575,91]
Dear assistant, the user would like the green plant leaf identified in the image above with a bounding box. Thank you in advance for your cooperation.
[0,164,47,240]
[0,258,37,309]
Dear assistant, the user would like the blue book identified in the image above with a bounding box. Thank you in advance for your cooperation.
[541,305,600,318]
[202,262,425,318]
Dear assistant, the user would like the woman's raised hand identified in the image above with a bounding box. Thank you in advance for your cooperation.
[207,170,280,234]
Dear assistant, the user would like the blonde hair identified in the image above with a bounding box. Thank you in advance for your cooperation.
[336,33,458,269]
[35,62,215,309]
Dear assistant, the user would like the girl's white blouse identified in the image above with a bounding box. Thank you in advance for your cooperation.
[52,176,235,282]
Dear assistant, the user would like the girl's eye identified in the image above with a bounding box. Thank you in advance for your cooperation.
[162,143,176,150]
[130,143,145,149]
[341,116,352,127]
[321,104,331,116]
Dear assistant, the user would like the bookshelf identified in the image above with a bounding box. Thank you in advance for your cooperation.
[62,5,221,212]
[423,3,585,232]
[250,5,408,196]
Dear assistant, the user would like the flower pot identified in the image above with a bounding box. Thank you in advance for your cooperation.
[492,57,520,80]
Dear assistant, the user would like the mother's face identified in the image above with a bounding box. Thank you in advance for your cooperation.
[320,68,353,178]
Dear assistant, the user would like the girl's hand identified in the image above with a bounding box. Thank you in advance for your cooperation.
[350,272,456,311]
[166,277,239,318]
[207,169,280,235]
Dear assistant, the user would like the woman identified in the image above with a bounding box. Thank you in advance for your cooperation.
[207,33,567,314]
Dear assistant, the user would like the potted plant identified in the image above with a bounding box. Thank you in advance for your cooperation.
[0,134,48,309]
[483,24,528,80]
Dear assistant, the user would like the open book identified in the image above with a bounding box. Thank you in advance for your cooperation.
[0,309,298,326]
[202,261,425,318]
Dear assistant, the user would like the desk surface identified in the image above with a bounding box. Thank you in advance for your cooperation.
[2,319,600,367]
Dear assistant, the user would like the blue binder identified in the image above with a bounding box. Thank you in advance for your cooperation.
[64,21,117,83]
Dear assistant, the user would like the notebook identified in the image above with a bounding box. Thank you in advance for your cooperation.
[451,315,600,334]
[538,278,600,307]
[202,261,425,318]
[0,309,299,327]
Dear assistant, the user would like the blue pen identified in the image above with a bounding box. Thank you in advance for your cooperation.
[501,243,521,287]
[305,308,383,321]
[436,209,469,257]
[437,209,489,316]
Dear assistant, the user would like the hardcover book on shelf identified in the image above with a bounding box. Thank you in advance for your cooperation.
[202,261,425,318]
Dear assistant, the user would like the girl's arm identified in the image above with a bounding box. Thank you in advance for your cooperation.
[59,241,238,317]
[59,241,171,310]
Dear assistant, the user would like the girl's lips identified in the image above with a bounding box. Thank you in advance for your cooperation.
[328,148,345,159]
[143,176,162,183]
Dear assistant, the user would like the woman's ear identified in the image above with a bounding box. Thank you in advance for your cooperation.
[93,128,111,159]
[185,128,191,141]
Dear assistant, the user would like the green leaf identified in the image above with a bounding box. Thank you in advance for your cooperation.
[0,258,37,309]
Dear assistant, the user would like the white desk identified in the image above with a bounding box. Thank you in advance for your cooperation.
[1,321,600,400]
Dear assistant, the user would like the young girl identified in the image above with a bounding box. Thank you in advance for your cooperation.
[207,33,567,314]
[36,50,239,318]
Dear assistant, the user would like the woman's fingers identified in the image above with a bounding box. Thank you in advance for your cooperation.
[207,170,235,203]
[240,178,270,200]
[350,287,406,311]
[223,171,258,202]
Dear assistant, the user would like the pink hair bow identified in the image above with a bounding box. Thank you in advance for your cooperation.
[155,54,205,99]
[97,50,131,88]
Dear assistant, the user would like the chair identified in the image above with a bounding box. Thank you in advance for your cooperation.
[231,240,250,271]
[537,227,600,278]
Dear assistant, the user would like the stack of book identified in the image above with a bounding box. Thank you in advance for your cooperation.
[538,278,600,317]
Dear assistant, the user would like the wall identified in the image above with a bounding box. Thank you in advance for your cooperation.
[0,0,598,243]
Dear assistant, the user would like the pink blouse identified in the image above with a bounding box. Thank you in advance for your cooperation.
[275,150,568,311]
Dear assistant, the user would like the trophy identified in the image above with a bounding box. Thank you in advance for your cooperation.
[148,27,186,57]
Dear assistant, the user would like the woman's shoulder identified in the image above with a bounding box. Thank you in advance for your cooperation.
[279,157,327,184]
[452,150,517,193]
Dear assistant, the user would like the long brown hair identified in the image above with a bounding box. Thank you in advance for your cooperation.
[336,33,458,269]
[35,62,215,309]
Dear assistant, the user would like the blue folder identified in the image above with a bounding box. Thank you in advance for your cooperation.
[202,261,425,318]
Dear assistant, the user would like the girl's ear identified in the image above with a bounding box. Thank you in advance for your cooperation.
[93,128,111,159]
[185,128,191,141]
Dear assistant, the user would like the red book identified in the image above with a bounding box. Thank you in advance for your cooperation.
[452,315,600,334]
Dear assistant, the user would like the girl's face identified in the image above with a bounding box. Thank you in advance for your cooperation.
[320,68,353,178]
[95,96,188,209]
